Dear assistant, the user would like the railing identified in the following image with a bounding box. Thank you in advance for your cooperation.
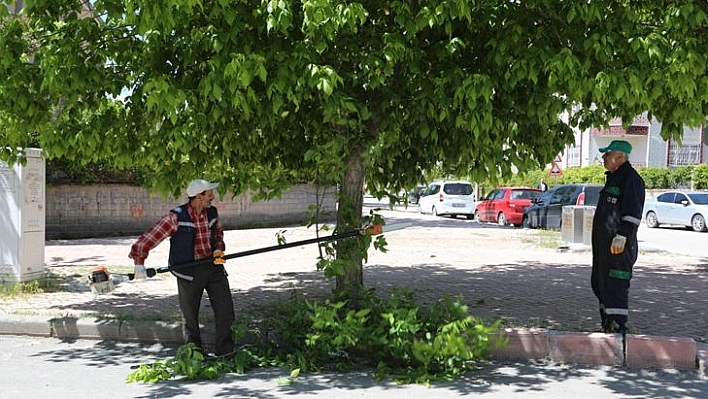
[668,143,701,167]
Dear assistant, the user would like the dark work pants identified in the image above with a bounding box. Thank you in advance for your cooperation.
[177,265,235,355]
[591,243,635,331]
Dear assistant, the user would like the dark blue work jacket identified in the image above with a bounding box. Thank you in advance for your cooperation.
[591,161,645,278]
[168,204,219,280]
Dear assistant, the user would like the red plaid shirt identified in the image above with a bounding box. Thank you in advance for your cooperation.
[129,205,225,265]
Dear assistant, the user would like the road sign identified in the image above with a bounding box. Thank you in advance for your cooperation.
[554,155,562,162]
[549,162,563,177]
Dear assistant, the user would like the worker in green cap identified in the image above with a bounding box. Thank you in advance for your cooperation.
[591,140,645,335]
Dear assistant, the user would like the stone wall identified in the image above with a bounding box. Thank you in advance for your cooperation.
[46,184,337,239]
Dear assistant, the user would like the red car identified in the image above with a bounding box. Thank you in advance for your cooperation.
[475,187,542,226]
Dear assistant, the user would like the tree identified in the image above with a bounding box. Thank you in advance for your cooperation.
[1,0,706,297]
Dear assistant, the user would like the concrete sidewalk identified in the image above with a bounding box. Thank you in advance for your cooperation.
[1,210,706,376]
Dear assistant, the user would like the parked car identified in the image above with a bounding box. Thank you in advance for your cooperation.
[644,191,708,232]
[407,185,426,205]
[522,183,603,229]
[418,180,476,219]
[475,187,541,226]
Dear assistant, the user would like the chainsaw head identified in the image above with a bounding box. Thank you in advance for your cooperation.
[88,266,114,295]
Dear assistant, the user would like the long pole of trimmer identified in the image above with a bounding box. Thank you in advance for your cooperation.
[152,229,362,275]
[130,222,410,280]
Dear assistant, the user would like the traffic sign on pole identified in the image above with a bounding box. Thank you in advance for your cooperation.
[549,162,563,177]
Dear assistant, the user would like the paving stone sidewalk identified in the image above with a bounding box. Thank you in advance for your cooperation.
[2,209,707,373]
[2,210,706,346]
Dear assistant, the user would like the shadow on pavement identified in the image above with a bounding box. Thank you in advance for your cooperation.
[48,259,708,343]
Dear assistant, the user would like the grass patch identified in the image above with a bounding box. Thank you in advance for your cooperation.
[95,312,183,323]
[521,229,562,249]
[0,274,63,298]
[1,264,174,299]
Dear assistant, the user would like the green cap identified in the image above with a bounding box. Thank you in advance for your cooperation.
[599,140,632,154]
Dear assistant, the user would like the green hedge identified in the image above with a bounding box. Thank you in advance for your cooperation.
[46,158,148,185]
[482,164,708,191]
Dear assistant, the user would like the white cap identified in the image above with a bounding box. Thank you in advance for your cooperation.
[187,179,219,197]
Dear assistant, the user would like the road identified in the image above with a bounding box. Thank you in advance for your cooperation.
[364,195,708,259]
[1,335,706,399]
[636,223,708,258]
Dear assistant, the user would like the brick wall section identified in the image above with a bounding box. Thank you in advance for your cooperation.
[46,184,337,239]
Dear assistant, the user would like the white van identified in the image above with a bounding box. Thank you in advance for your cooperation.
[418,181,476,219]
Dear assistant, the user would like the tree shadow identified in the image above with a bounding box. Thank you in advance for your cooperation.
[47,256,708,344]
[27,342,707,398]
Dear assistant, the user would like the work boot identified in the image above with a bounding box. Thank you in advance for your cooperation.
[602,320,620,334]
[599,308,609,331]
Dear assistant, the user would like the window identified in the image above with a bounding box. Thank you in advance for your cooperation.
[548,185,575,205]
[673,193,688,204]
[656,193,675,203]
[582,186,602,206]
[688,193,708,205]
[443,183,473,196]
[548,186,568,204]
[668,143,701,166]
[511,189,539,200]
[510,190,525,200]
[566,145,581,167]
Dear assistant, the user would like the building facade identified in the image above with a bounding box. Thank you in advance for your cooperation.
[560,112,706,169]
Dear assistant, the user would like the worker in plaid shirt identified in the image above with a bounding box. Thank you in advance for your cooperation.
[129,179,235,356]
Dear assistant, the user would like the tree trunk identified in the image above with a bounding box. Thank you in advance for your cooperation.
[334,147,365,302]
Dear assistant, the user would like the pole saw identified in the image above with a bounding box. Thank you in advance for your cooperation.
[88,222,411,292]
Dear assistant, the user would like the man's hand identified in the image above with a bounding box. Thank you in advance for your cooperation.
[133,264,147,280]
[213,250,225,265]
[610,235,627,255]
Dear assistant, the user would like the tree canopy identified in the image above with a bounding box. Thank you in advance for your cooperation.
[2,0,707,292]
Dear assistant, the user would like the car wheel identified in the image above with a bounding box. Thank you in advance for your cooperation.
[645,211,660,228]
[497,212,507,226]
[691,214,707,232]
[474,210,481,223]
[522,215,531,228]
[432,206,438,216]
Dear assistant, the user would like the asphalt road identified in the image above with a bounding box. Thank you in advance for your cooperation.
[1,335,705,399]
[365,196,708,259]
[635,223,708,258]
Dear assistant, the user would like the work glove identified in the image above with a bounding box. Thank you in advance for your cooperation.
[213,250,226,265]
[133,264,147,280]
[610,234,627,255]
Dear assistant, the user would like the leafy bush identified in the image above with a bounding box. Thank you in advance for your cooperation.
[46,157,148,185]
[473,165,708,192]
[126,289,505,385]
[692,165,708,189]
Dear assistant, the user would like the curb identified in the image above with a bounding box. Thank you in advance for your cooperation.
[0,314,183,344]
[490,328,702,373]
[1,316,705,376]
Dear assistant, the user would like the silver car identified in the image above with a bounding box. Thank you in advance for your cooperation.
[644,191,708,232]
